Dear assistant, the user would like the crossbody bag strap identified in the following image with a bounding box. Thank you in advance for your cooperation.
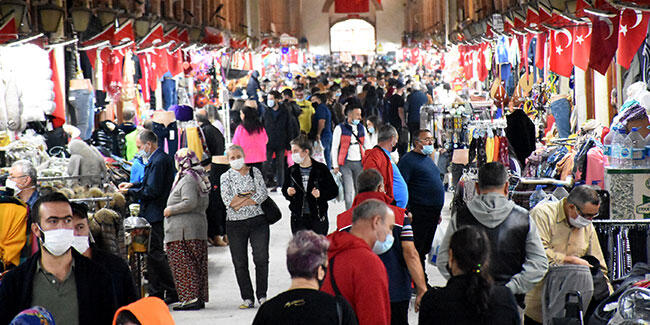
[343,123,363,145]
[329,256,342,297]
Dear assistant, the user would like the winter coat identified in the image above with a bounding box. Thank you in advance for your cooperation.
[67,139,108,186]
[92,120,126,158]
[127,149,176,224]
[0,250,117,325]
[281,160,338,220]
[263,105,296,150]
[164,175,209,243]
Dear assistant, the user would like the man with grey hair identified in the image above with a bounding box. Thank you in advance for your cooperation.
[253,230,357,324]
[524,185,611,324]
[118,129,178,303]
[321,199,393,325]
[363,125,409,208]
[8,160,39,208]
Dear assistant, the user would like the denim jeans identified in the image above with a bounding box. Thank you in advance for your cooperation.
[550,98,572,138]
[161,78,177,110]
[226,215,270,301]
[321,136,332,169]
[69,89,94,140]
[340,160,363,209]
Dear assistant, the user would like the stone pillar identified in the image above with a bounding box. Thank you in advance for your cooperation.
[246,0,260,38]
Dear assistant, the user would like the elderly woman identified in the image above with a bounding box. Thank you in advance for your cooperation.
[163,148,210,311]
[253,230,357,324]
[220,145,270,309]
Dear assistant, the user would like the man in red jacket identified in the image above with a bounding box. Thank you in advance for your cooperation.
[363,125,409,208]
[321,199,394,325]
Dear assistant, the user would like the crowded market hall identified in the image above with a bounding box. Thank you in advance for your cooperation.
[2,0,650,324]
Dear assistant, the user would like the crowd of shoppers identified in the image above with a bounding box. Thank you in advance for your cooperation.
[0,65,615,325]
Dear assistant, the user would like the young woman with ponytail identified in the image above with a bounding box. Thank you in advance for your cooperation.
[419,226,520,324]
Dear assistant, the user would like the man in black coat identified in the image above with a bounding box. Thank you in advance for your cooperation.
[0,192,117,324]
[264,90,298,191]
[119,130,178,303]
[196,109,226,162]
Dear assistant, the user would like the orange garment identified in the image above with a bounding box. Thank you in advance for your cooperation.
[555,151,576,180]
[493,137,500,163]
[113,297,174,325]
[0,197,27,268]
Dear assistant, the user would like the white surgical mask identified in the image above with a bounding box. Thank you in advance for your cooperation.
[230,158,246,170]
[38,226,74,256]
[5,179,19,194]
[72,235,90,254]
[267,99,275,107]
[568,214,592,228]
[373,233,394,255]
[292,152,304,164]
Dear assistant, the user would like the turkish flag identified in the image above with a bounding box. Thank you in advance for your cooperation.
[477,43,489,81]
[549,26,574,77]
[617,8,650,69]
[113,20,134,45]
[138,23,163,47]
[588,12,619,75]
[538,3,553,23]
[535,32,548,70]
[334,0,369,13]
[49,51,65,128]
[575,0,593,18]
[572,21,592,71]
[527,5,540,28]
[0,16,17,44]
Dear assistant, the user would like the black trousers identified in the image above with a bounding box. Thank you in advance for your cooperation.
[408,204,442,285]
[390,300,410,325]
[226,215,270,301]
[147,221,177,299]
[290,214,328,236]
[524,315,542,325]
[264,146,285,187]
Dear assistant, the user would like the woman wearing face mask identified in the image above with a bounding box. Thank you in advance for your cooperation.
[282,135,338,235]
[419,226,520,325]
[232,105,268,172]
[365,115,382,148]
[220,145,270,309]
[70,202,138,308]
[252,230,358,325]
[162,148,211,310]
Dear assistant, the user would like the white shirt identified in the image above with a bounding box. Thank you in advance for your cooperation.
[331,123,372,168]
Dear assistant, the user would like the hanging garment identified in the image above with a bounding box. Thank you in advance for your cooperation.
[585,147,605,189]
[69,89,94,140]
[498,136,510,168]
[186,127,204,161]
[161,78,177,110]
[549,98,572,139]
[506,109,536,165]
[151,121,179,158]
[485,136,495,162]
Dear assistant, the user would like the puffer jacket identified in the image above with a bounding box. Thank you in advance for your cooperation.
[92,120,126,157]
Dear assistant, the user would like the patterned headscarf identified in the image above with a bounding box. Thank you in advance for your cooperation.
[172,148,210,195]
[10,306,56,325]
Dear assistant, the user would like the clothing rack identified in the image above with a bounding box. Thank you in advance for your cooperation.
[38,174,104,182]
[69,196,113,204]
[593,220,650,279]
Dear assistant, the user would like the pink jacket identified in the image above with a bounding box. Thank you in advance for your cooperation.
[232,125,268,164]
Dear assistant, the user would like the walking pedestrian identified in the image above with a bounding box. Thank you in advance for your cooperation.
[232,105,268,172]
[220,145,270,309]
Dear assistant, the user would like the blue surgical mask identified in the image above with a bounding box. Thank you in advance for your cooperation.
[352,119,361,126]
[367,127,375,134]
[372,233,394,255]
[422,145,434,155]
[267,99,275,107]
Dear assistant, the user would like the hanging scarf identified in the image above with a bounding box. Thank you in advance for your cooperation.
[172,149,210,195]
[10,306,55,325]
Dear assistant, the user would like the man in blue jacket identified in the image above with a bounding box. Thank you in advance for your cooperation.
[119,130,178,303]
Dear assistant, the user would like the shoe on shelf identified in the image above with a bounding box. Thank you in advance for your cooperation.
[239,299,254,309]
[207,236,218,246]
[215,236,228,246]
[258,297,267,305]
[173,299,205,311]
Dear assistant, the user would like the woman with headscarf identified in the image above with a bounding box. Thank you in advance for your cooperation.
[163,148,210,311]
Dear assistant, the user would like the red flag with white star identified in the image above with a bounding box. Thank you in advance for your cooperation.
[549,25,574,77]
[572,20,592,71]
[617,8,650,69]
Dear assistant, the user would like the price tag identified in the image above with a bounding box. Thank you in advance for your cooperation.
[169,130,175,141]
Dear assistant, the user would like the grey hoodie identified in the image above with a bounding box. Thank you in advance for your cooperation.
[437,192,548,295]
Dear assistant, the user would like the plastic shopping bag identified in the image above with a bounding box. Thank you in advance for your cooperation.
[331,170,344,202]
[429,217,450,265]
[312,140,326,164]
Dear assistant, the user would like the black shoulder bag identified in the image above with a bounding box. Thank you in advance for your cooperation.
[329,257,345,325]
[249,168,282,224]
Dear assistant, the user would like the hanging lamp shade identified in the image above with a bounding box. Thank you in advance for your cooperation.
[96,8,117,27]
[135,15,153,38]
[69,7,92,33]
[189,26,202,42]
[37,3,64,33]
[0,0,26,31]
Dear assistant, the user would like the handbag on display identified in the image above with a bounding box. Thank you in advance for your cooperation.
[249,168,282,224]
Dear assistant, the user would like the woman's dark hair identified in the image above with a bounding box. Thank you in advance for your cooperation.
[241,106,264,134]
[290,134,313,156]
[366,115,382,129]
[449,226,492,320]
[114,310,141,325]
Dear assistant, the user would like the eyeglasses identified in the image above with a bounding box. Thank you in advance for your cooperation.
[574,204,599,219]
[417,137,434,143]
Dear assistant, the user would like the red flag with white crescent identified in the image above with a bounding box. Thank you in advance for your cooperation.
[617,8,650,69]
[549,25,574,77]
[572,20,592,71]
[587,11,619,75]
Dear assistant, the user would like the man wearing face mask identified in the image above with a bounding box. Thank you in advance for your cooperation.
[263,90,297,191]
[8,160,39,208]
[118,130,178,304]
[437,162,548,307]
[398,129,445,285]
[336,170,426,325]
[331,104,372,209]
[294,86,316,134]
[524,185,612,325]
[253,230,358,325]
[321,199,393,325]
[70,202,138,308]
[0,192,117,325]
[363,125,409,209]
